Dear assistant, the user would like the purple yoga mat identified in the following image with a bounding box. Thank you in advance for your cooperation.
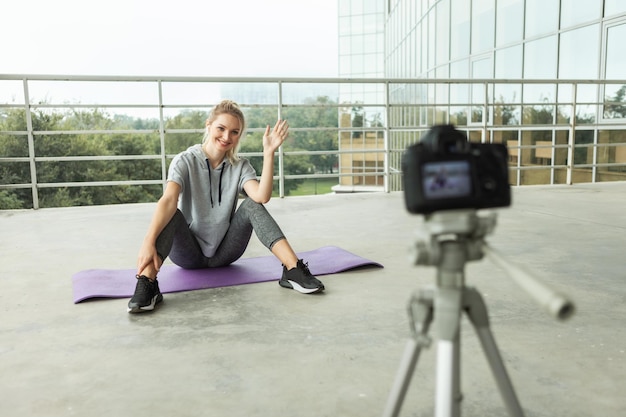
[72,246,382,303]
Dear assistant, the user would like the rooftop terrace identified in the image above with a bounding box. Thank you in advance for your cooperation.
[1,183,625,417]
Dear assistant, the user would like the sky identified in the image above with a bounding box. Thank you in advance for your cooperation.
[2,0,339,77]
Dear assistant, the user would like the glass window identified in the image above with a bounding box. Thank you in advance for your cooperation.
[472,56,492,78]
[496,103,521,125]
[339,36,351,55]
[421,22,428,75]
[597,130,626,182]
[605,23,626,80]
[363,14,378,34]
[605,0,626,17]
[363,34,378,54]
[409,29,418,78]
[558,84,598,104]
[560,0,602,29]
[471,0,495,53]
[524,35,557,79]
[450,59,469,108]
[450,59,469,77]
[495,44,522,78]
[604,23,626,120]
[577,85,598,104]
[524,84,556,106]
[352,34,365,54]
[496,0,523,46]
[351,0,364,15]
[363,0,382,14]
[450,0,470,59]
[436,0,450,65]
[351,54,365,75]
[603,85,626,119]
[559,25,600,79]
[428,10,436,70]
[339,0,351,16]
[351,14,364,34]
[339,16,352,36]
[339,55,351,75]
[471,57,492,123]
[525,0,559,38]
[494,83,521,104]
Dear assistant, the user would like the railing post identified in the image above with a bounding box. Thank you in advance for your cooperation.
[23,78,39,209]
[384,80,390,193]
[158,80,167,192]
[566,83,577,185]
[277,81,285,198]
[483,81,489,143]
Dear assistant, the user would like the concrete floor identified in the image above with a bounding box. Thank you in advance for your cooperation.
[1,183,625,417]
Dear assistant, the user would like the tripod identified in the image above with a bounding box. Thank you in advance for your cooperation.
[382,210,574,417]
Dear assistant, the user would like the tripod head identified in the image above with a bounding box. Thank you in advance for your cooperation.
[410,209,495,268]
[409,209,575,321]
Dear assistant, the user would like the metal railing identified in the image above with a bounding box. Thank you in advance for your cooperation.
[1,74,625,209]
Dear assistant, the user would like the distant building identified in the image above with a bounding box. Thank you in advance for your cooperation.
[335,0,386,192]
[338,0,626,190]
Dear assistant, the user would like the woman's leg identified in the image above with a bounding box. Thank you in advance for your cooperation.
[129,210,212,313]
[156,209,208,269]
[212,198,323,293]
[152,202,301,271]
[208,197,290,267]
[147,201,286,271]
[269,239,299,269]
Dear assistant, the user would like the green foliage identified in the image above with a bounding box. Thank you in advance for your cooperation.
[0,96,340,208]
[238,97,339,195]
[288,178,338,196]
[604,85,626,119]
[0,190,24,209]
[165,110,207,154]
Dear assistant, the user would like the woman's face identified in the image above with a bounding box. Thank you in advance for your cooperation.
[206,113,242,153]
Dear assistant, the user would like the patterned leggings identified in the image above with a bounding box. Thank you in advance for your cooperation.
[155,198,286,269]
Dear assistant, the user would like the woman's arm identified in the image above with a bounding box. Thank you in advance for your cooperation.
[136,181,181,275]
[244,119,289,204]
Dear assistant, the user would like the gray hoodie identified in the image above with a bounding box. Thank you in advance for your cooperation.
[167,144,258,257]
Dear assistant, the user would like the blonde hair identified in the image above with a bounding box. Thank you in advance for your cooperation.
[203,100,246,164]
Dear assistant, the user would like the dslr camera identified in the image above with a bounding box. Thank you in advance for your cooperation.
[402,125,511,214]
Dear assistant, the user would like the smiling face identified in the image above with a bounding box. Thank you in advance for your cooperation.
[205,113,243,156]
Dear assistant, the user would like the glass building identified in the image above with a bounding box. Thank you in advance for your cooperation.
[339,0,626,189]
[336,0,387,191]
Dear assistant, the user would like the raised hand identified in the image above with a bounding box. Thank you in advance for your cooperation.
[263,119,289,154]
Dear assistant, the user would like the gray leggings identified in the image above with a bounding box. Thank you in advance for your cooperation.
[155,198,286,269]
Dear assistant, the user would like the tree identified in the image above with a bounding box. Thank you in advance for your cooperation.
[164,110,207,154]
[291,96,339,174]
[604,84,626,119]
[0,96,341,208]
[239,125,313,196]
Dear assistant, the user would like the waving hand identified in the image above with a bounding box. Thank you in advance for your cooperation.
[263,119,289,154]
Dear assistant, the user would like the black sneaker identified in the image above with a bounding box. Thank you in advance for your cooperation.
[127,275,163,313]
[279,259,325,294]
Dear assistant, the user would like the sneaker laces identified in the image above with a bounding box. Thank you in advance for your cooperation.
[133,275,155,298]
[298,260,313,277]
[298,260,323,287]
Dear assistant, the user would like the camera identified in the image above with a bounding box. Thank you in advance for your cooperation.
[402,125,511,214]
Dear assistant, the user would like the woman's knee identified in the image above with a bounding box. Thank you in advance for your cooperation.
[240,197,265,212]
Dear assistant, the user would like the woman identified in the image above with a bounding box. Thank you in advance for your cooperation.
[128,100,325,313]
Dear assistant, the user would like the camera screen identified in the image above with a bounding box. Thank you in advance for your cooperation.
[422,161,472,199]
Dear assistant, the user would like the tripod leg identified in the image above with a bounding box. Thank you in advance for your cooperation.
[382,290,434,417]
[434,288,463,417]
[464,288,525,417]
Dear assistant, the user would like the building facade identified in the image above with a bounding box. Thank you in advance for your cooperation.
[336,0,387,191]
[339,0,626,190]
